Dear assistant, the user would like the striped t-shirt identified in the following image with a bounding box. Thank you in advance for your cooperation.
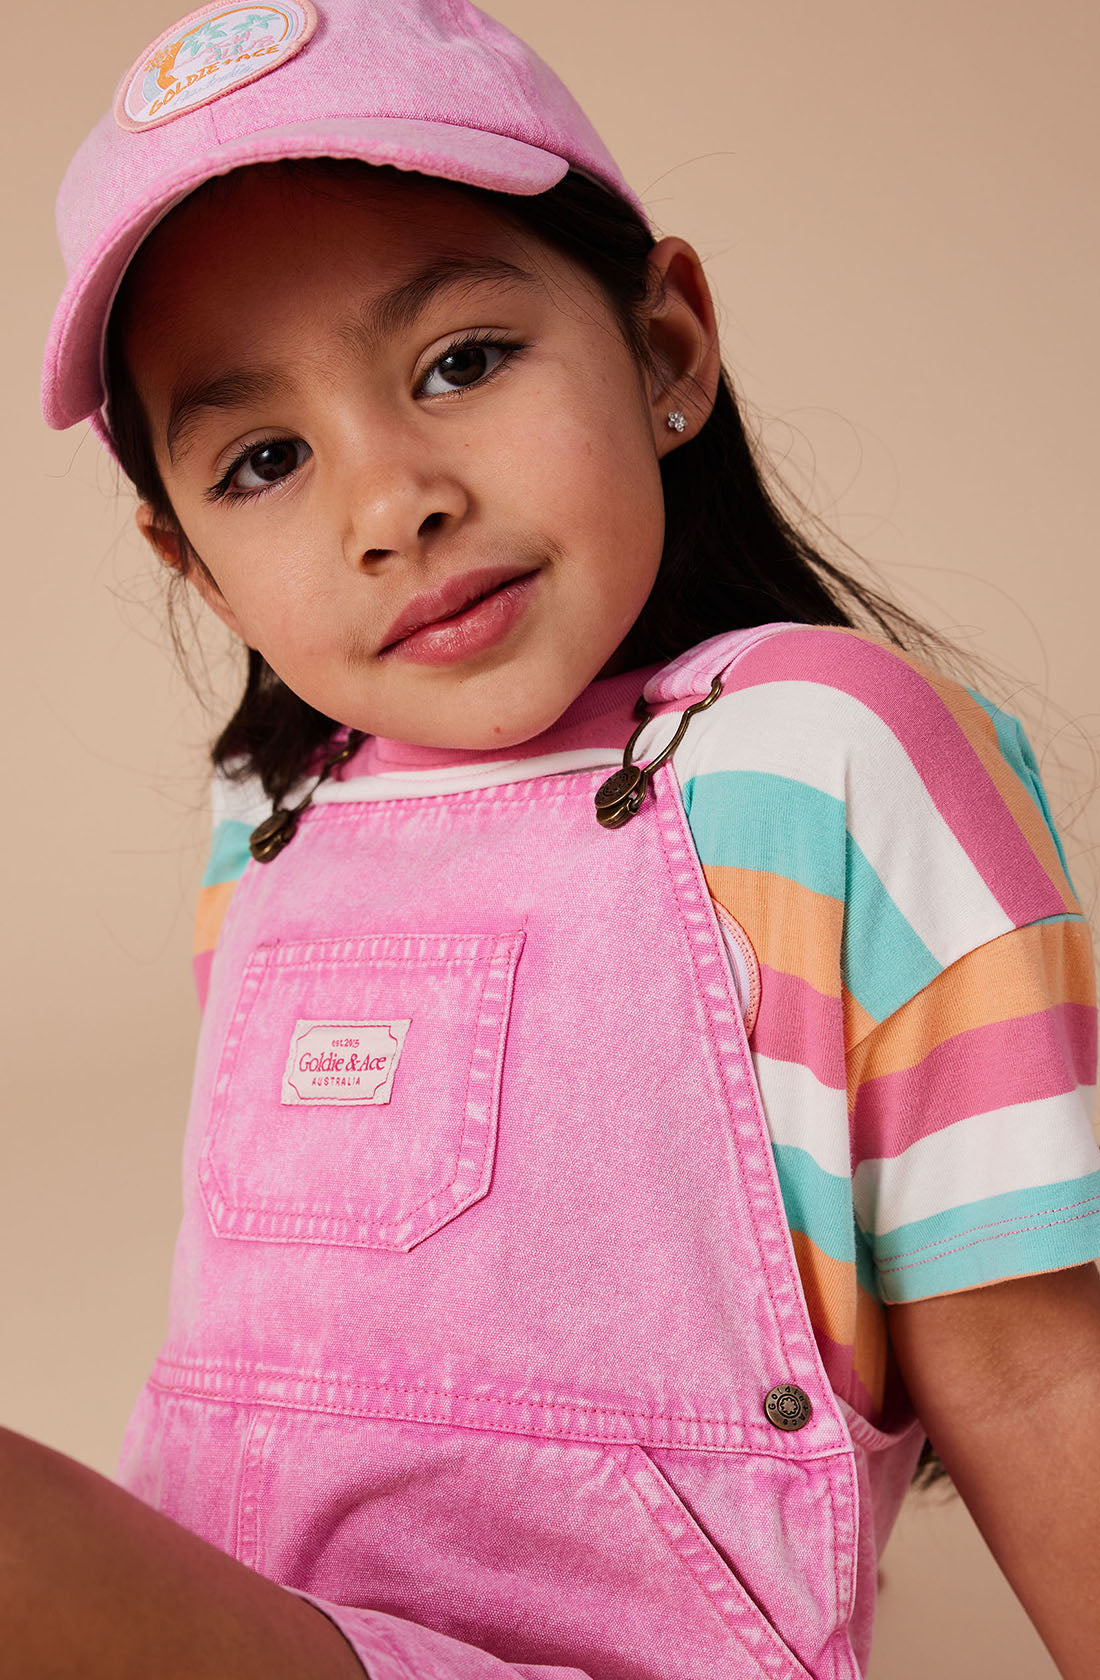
[194,624,1100,1427]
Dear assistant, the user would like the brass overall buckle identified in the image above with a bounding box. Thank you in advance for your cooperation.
[594,675,723,829]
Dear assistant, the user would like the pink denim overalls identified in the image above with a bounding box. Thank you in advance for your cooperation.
[118,629,919,1678]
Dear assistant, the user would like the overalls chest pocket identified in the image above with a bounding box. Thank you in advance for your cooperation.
[198,930,524,1251]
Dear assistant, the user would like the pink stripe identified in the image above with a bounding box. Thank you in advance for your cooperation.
[752,964,846,1089]
[732,628,1069,925]
[193,949,213,1012]
[851,1001,1097,1161]
[811,1324,881,1422]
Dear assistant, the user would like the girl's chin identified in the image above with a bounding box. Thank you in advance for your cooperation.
[357,658,597,752]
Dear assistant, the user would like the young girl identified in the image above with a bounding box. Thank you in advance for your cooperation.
[17,0,1100,1674]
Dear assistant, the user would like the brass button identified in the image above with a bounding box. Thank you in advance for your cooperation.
[594,764,648,828]
[764,1383,813,1432]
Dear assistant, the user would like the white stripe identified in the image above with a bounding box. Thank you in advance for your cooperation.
[673,683,1014,964]
[211,769,271,830]
[852,1087,1100,1236]
[313,746,624,804]
[752,1052,852,1180]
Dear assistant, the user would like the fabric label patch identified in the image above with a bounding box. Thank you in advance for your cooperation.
[115,0,317,132]
[281,1019,411,1106]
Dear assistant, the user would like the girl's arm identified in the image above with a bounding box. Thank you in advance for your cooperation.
[0,1426,365,1678]
[0,1428,592,1678]
[889,1261,1100,1680]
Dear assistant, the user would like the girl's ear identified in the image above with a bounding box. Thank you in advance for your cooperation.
[136,502,185,572]
[135,503,245,638]
[642,237,722,456]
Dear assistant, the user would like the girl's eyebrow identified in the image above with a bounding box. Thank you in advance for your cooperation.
[165,254,540,464]
[167,367,289,463]
[344,253,541,356]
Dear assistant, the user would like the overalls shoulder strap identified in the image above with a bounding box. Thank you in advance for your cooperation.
[643,621,803,707]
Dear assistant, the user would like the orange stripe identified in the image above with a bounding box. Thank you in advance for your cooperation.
[193,879,238,957]
[702,864,842,999]
[789,1228,855,1347]
[871,637,1080,916]
[843,989,878,1044]
[848,920,1095,1086]
[789,1229,886,1411]
[851,1279,888,1414]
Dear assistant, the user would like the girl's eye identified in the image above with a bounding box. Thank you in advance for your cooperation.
[231,438,311,492]
[210,437,312,501]
[420,337,512,397]
[207,337,518,502]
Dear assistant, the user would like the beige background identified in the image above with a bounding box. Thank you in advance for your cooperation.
[3,2,1097,1675]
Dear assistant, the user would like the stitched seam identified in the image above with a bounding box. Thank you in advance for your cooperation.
[199,945,272,1224]
[146,1377,854,1461]
[652,763,820,1388]
[878,1192,1100,1260]
[712,901,762,1036]
[234,1407,273,1571]
[153,1364,743,1423]
[233,1408,261,1566]
[259,956,500,969]
[149,1354,818,1436]
[825,1452,846,1633]
[614,1446,813,1679]
[880,1206,1100,1275]
[200,934,519,1244]
[388,953,493,1230]
[456,0,541,118]
[297,769,612,818]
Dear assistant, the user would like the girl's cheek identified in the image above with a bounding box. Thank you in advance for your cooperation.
[517,411,652,523]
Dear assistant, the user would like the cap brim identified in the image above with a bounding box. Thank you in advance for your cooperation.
[42,116,570,432]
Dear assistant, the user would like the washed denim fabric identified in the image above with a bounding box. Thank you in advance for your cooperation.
[118,630,923,1677]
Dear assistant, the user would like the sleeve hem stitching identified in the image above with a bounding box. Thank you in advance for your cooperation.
[877,1199,1100,1276]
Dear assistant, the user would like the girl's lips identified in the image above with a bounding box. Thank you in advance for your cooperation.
[380,570,541,666]
[380,563,540,647]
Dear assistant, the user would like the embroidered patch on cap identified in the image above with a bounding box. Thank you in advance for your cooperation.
[281,1019,411,1106]
[115,0,317,132]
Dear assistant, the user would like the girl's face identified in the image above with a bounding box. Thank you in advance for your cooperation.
[124,166,717,748]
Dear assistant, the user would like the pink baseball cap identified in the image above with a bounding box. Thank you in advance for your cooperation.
[42,0,644,435]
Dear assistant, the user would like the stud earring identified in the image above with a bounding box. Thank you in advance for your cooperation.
[666,409,687,433]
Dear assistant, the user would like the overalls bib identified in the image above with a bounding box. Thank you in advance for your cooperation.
[119,629,879,1679]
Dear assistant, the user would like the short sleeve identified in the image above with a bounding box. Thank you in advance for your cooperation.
[676,622,1100,1410]
[814,640,1100,1302]
[847,919,1100,1302]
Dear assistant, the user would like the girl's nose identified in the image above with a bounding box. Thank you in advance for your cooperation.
[341,449,470,569]
[361,505,454,564]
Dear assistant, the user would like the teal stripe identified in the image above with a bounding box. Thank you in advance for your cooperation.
[967,689,1075,888]
[1029,912,1087,927]
[874,1170,1100,1303]
[771,1143,855,1266]
[682,771,846,898]
[684,768,943,1023]
[202,819,253,888]
[842,837,942,1022]
[853,1227,879,1301]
